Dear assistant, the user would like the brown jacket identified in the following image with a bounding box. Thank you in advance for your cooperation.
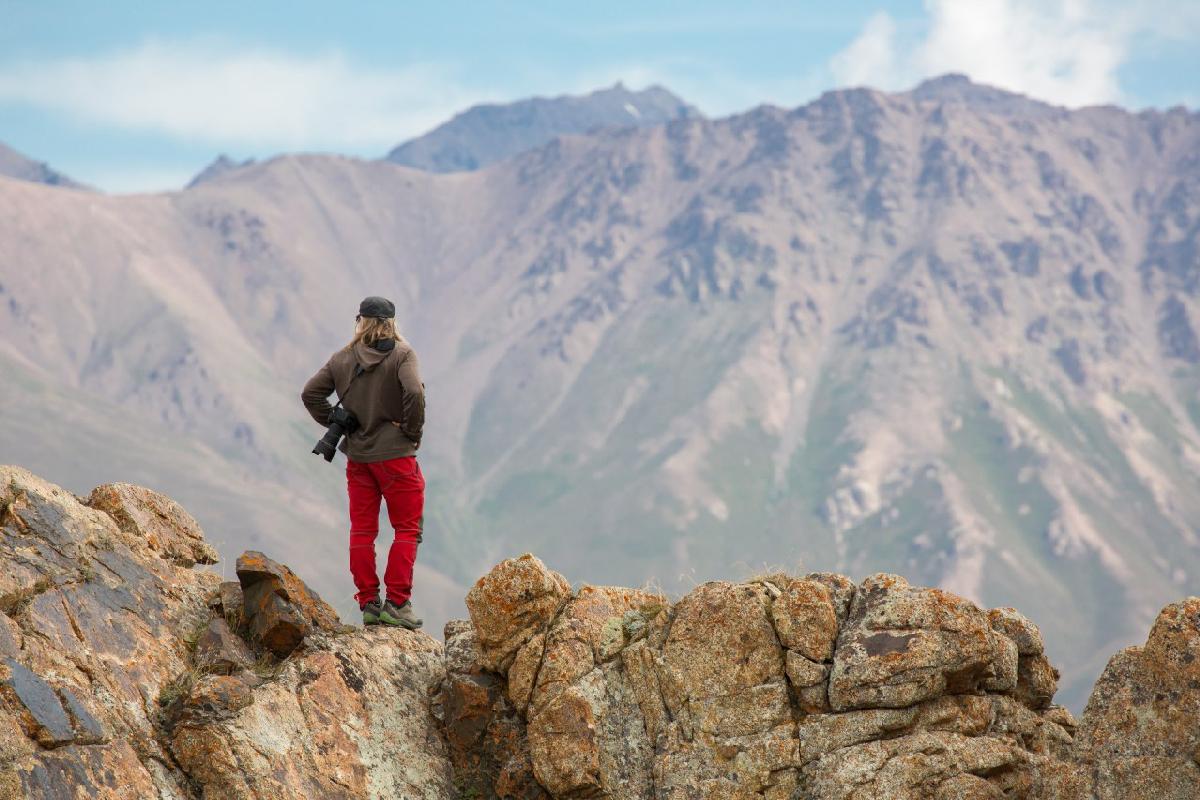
[301,336,425,462]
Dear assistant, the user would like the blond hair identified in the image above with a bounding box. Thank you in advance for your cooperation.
[346,316,397,349]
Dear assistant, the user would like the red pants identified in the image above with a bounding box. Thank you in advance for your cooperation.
[346,456,425,607]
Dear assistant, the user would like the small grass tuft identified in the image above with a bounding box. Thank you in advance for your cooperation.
[250,652,281,681]
[156,665,206,709]
[223,606,247,638]
[0,487,29,532]
[0,577,53,617]
[636,600,668,620]
[181,614,214,653]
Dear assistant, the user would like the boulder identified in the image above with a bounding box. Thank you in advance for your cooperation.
[662,581,785,704]
[1074,597,1200,799]
[828,574,1009,711]
[507,583,664,799]
[243,587,306,656]
[988,606,1045,656]
[466,554,572,672]
[771,577,839,662]
[193,617,255,675]
[87,482,218,566]
[236,550,341,657]
[1014,653,1059,710]
[528,665,653,799]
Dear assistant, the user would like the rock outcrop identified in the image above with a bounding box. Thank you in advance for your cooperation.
[449,560,1088,800]
[1072,598,1200,798]
[0,466,453,799]
[2,466,1200,798]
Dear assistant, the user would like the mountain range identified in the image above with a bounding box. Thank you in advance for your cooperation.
[385,83,700,172]
[1,74,1198,710]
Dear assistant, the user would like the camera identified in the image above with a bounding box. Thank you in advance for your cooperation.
[312,406,359,462]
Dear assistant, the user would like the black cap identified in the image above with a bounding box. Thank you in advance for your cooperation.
[358,296,395,319]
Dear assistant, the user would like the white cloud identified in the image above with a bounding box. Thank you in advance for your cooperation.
[829,12,901,90]
[830,0,1148,107]
[917,0,1125,105]
[0,40,492,151]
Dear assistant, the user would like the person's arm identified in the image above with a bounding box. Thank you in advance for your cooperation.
[301,361,336,425]
[396,349,425,447]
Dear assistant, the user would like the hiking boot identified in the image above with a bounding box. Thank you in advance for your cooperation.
[361,600,383,626]
[379,600,422,630]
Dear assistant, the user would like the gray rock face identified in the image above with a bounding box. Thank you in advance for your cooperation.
[0,658,75,746]
[386,83,700,171]
[0,465,220,796]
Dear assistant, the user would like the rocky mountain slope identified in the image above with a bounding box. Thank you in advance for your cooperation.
[2,466,1199,799]
[0,141,83,189]
[385,83,699,171]
[1,76,1199,712]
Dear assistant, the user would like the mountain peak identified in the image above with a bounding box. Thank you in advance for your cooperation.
[385,84,701,173]
[913,72,976,93]
[909,72,1056,113]
[186,154,256,188]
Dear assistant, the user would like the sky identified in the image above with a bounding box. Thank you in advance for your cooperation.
[1,0,1197,193]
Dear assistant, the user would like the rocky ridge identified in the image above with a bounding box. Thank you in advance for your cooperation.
[0,141,83,189]
[385,83,700,172]
[2,465,1199,798]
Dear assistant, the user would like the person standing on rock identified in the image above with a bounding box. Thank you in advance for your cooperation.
[301,296,426,629]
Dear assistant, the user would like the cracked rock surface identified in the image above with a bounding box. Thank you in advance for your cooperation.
[1,465,1199,798]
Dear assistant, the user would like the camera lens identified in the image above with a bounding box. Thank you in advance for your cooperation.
[312,423,344,462]
[312,438,337,461]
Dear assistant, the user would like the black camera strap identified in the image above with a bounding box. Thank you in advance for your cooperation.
[330,364,366,415]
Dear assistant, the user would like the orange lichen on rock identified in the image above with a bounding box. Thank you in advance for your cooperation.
[2,466,1199,800]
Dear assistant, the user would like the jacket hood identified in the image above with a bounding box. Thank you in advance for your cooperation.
[352,338,396,371]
